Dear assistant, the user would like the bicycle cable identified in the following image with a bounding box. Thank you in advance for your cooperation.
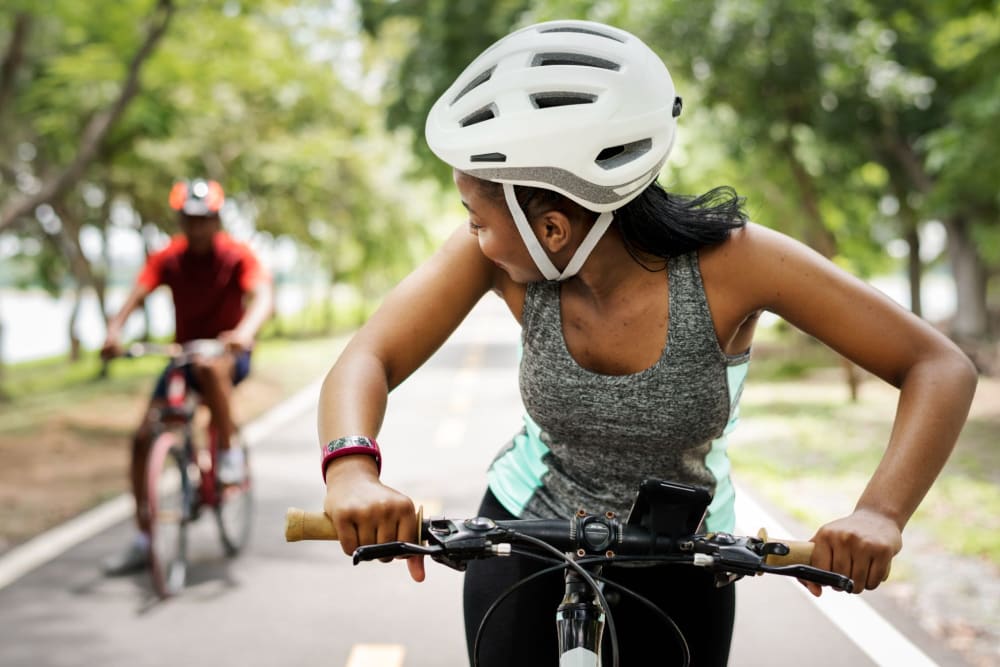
[467,531,621,667]
[591,573,690,666]
[471,558,568,667]
[471,547,693,667]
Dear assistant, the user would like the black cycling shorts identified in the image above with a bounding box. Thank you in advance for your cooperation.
[462,488,736,667]
[151,349,252,400]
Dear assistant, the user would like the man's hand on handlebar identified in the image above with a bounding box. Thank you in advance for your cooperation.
[323,457,425,582]
[101,331,124,361]
[218,329,255,354]
[806,508,900,597]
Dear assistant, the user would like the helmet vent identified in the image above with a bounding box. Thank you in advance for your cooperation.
[470,152,507,163]
[531,52,620,71]
[452,66,496,105]
[539,26,624,43]
[530,92,598,109]
[595,139,652,170]
[459,104,498,127]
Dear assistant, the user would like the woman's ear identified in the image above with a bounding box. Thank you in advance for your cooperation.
[534,211,573,254]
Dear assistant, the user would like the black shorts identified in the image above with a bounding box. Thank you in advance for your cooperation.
[463,488,736,667]
[151,349,252,400]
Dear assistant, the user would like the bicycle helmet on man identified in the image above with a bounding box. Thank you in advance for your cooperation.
[425,19,683,280]
[168,178,226,217]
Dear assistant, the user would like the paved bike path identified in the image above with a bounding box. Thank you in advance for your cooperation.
[0,296,970,666]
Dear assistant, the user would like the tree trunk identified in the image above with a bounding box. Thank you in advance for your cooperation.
[945,216,989,340]
[0,314,7,401]
[68,290,82,362]
[0,12,31,117]
[905,221,922,319]
[780,139,860,399]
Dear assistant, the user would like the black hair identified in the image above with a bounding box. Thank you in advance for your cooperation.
[477,178,747,271]
[613,181,748,269]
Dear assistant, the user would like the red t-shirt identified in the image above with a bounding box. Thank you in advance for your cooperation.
[136,232,269,343]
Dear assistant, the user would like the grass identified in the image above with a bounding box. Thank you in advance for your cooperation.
[0,331,351,552]
[729,365,1000,567]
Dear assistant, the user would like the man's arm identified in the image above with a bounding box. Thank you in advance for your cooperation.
[221,277,274,351]
[101,282,152,358]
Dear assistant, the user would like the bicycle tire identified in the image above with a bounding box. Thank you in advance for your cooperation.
[215,441,254,556]
[146,431,190,598]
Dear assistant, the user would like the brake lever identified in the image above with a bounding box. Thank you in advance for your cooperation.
[352,541,439,564]
[760,563,855,593]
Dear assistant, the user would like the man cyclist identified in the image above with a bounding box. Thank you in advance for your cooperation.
[101,178,273,576]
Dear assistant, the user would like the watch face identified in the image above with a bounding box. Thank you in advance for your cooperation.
[327,436,375,453]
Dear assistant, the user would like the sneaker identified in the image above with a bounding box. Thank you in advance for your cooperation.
[102,536,149,576]
[217,445,246,486]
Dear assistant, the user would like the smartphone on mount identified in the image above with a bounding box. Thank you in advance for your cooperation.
[625,479,712,538]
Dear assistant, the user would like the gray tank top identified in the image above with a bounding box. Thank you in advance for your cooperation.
[486,252,750,530]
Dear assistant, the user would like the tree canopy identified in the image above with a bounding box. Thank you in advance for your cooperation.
[357,0,999,340]
[1,0,997,363]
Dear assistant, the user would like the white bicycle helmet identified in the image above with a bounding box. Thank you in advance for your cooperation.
[425,19,682,280]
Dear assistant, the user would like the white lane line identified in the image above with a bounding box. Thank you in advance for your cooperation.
[734,483,939,667]
[345,643,405,667]
[0,375,325,592]
[0,494,133,590]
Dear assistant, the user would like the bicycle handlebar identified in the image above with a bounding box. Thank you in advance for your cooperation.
[124,339,228,362]
[284,507,853,592]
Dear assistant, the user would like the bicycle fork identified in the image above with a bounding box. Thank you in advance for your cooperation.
[556,563,605,667]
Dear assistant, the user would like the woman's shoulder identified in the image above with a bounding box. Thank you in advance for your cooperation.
[697,221,834,313]
[698,222,818,276]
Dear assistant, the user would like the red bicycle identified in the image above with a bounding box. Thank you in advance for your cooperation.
[126,339,254,597]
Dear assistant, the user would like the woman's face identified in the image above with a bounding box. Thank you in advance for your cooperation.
[453,170,544,283]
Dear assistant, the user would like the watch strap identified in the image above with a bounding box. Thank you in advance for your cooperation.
[321,435,381,480]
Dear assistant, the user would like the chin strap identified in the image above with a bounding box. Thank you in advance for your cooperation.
[502,183,614,281]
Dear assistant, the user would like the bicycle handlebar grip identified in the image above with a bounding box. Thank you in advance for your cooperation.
[285,508,338,542]
[765,539,815,566]
[757,528,813,566]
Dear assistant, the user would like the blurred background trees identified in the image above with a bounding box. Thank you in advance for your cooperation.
[1,0,997,384]
[358,0,999,365]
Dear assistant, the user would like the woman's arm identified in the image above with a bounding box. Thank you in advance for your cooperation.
[318,225,498,579]
[725,223,978,594]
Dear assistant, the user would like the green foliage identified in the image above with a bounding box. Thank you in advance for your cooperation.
[353,0,999,309]
[1,0,438,345]
[0,350,164,402]
[357,0,537,184]
[730,374,1000,564]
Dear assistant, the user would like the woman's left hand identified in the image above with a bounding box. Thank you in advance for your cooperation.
[805,508,902,596]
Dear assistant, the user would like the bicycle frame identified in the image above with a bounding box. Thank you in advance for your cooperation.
[157,360,223,510]
[556,563,605,666]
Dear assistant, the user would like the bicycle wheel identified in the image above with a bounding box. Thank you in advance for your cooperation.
[215,440,253,556]
[146,431,190,598]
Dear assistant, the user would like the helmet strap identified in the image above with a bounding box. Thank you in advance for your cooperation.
[502,183,614,281]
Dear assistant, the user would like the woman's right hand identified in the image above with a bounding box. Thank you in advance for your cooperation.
[322,456,425,582]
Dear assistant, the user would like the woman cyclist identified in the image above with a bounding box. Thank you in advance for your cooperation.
[316,19,977,666]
